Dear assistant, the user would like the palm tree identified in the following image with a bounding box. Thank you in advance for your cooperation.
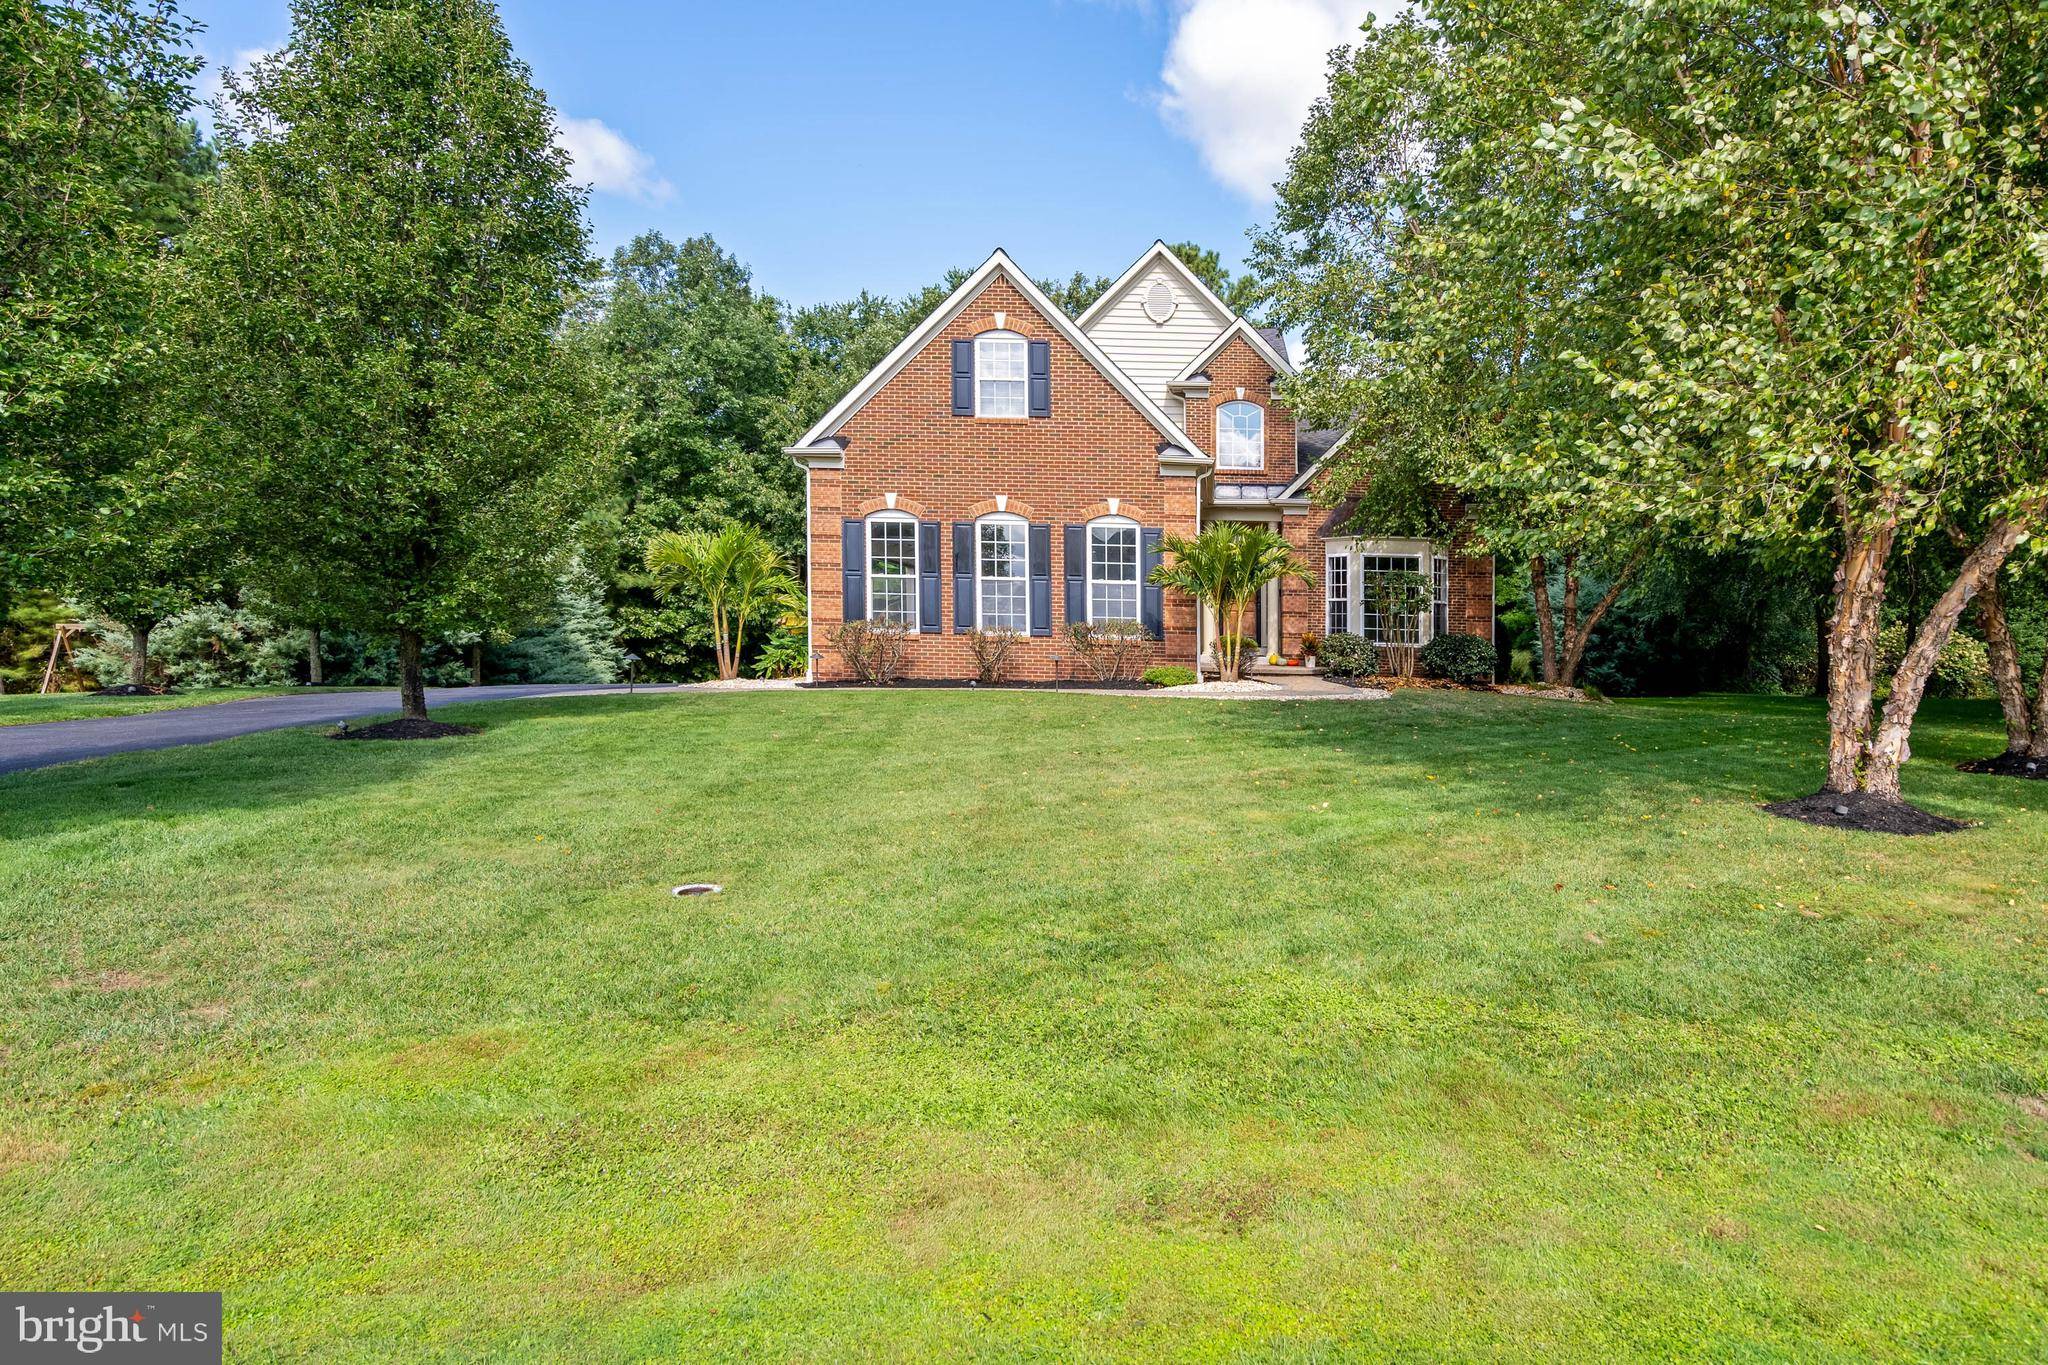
[1148,522,1310,682]
[644,524,803,680]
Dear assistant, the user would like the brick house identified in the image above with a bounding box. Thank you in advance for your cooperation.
[785,242,1494,681]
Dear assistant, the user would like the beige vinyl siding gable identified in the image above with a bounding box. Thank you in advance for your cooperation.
[1083,266,1230,420]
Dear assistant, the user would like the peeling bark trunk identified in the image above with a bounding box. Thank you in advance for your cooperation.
[128,624,152,688]
[1822,522,1896,793]
[2032,647,2048,761]
[1976,577,2033,756]
[397,628,429,720]
[307,626,324,686]
[1864,515,2033,799]
[1529,555,1559,685]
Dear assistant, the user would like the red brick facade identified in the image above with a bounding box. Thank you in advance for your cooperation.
[805,276,1199,681]
[800,261,1494,681]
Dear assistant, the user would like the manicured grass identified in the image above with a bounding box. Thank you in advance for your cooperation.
[0,686,367,726]
[2,689,2044,1359]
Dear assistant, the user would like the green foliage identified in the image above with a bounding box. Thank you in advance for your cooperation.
[0,592,84,691]
[1418,632,1495,685]
[1149,523,1309,681]
[1,0,202,594]
[752,624,808,680]
[1877,623,1991,702]
[644,523,800,681]
[170,0,609,712]
[1317,632,1378,681]
[72,601,306,689]
[1141,665,1197,688]
[489,562,624,684]
[1164,242,1264,318]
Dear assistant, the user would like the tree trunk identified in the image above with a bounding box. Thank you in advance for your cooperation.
[128,623,153,688]
[2031,645,2048,761]
[1863,514,2032,799]
[1823,522,1896,793]
[1976,576,2033,756]
[470,642,483,687]
[397,628,429,720]
[307,626,324,686]
[731,613,748,682]
[1529,555,1559,685]
[1556,547,1645,688]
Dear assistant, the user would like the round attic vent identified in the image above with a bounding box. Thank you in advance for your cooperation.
[1143,278,1176,324]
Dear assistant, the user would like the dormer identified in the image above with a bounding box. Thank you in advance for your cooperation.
[1077,242,1235,420]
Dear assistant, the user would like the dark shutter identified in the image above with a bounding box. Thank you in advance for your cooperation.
[1063,525,1087,627]
[951,339,974,416]
[952,523,974,631]
[841,520,866,623]
[1028,524,1052,637]
[1141,528,1164,640]
[919,521,942,632]
[1028,339,1050,418]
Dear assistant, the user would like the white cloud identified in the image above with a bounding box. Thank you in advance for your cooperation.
[1157,0,1402,200]
[197,45,276,133]
[555,116,673,203]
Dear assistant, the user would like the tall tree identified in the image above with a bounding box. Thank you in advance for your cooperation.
[1545,0,2048,805]
[1254,3,1685,688]
[171,0,608,722]
[2,0,200,598]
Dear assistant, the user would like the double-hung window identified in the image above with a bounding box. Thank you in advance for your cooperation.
[867,515,917,627]
[1216,401,1264,470]
[1357,552,1424,646]
[1432,555,1450,638]
[1325,553,1350,634]
[1088,519,1140,623]
[977,517,1028,631]
[976,331,1028,418]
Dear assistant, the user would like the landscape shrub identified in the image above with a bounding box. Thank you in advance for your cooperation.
[1317,632,1378,681]
[1419,631,1495,684]
[832,619,908,685]
[1067,619,1148,683]
[966,627,1023,685]
[1876,622,1991,700]
[1142,665,1197,688]
[753,624,808,679]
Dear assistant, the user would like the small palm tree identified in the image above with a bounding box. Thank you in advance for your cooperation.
[645,524,803,680]
[1149,522,1309,682]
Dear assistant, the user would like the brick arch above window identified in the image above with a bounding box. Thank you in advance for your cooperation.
[1076,499,1133,522]
[965,496,1038,520]
[852,494,929,520]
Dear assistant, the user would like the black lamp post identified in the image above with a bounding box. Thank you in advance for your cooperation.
[623,651,639,693]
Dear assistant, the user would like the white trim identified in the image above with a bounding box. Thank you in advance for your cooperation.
[1325,537,1437,648]
[973,513,1029,631]
[1083,515,1141,625]
[1276,428,1350,500]
[1076,241,1239,332]
[1216,400,1265,470]
[973,329,1029,419]
[1172,317,1295,382]
[791,248,1203,459]
[865,511,920,632]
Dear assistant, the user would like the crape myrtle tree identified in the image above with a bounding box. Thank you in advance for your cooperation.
[1542,0,2048,804]
[2,0,201,597]
[1253,2,1687,690]
[173,0,609,722]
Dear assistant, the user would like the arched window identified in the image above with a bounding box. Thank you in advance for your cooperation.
[975,330,1028,418]
[976,514,1029,631]
[1216,401,1265,469]
[1086,516,1140,624]
[866,512,918,627]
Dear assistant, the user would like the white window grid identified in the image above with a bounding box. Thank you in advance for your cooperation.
[1088,521,1140,623]
[977,518,1028,631]
[976,332,1028,418]
[1216,401,1264,470]
[867,516,918,627]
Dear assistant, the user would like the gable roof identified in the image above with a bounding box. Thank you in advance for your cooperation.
[1074,240,1238,333]
[1278,428,1349,500]
[789,248,1203,460]
[1173,317,1296,384]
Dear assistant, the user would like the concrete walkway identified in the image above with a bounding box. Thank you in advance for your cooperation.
[0,684,687,776]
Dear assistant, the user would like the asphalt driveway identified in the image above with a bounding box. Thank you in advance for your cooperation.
[0,684,682,776]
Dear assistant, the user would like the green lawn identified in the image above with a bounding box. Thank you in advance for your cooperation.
[0,686,367,726]
[2,689,2044,1359]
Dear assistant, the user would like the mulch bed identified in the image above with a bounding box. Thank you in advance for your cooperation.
[332,718,479,741]
[799,679,1149,691]
[1957,751,2048,779]
[93,684,178,697]
[1761,790,1971,835]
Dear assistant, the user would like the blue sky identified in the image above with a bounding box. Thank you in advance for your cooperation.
[187,1,1389,307]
